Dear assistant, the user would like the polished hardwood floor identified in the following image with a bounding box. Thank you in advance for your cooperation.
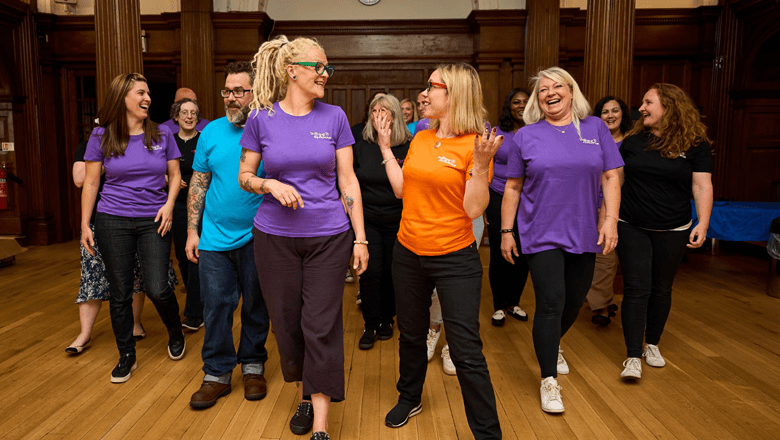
[1,240,779,439]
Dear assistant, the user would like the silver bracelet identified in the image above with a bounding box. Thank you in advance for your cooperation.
[381,157,395,165]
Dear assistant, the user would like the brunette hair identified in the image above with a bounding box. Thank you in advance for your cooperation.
[96,73,159,158]
[626,83,711,158]
[224,60,255,83]
[362,94,413,146]
[524,67,591,137]
[169,98,200,125]
[399,98,419,122]
[248,35,324,115]
[498,88,531,132]
[593,96,632,134]
[429,63,487,135]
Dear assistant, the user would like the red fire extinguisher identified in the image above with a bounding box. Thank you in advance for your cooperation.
[0,166,7,210]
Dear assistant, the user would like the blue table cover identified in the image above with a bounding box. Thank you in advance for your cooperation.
[692,201,780,242]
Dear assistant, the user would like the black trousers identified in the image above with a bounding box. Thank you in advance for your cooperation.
[485,188,529,310]
[526,249,596,378]
[393,240,501,440]
[616,221,690,358]
[172,200,202,319]
[359,219,398,329]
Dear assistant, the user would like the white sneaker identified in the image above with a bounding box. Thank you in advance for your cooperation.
[621,358,642,379]
[643,344,666,367]
[441,345,456,376]
[540,377,564,413]
[426,328,441,362]
[557,346,569,375]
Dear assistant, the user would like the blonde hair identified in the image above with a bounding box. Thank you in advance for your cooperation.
[249,35,324,116]
[362,94,413,146]
[524,67,591,138]
[399,98,419,122]
[627,83,711,159]
[429,63,486,136]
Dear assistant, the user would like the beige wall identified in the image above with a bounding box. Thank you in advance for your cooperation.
[36,0,720,16]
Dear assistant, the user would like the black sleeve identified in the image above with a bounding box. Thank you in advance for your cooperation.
[689,141,713,173]
[74,141,88,163]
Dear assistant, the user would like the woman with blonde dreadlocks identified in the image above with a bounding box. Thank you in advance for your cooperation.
[237,36,368,440]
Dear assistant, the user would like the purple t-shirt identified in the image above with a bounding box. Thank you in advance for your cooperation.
[415,118,431,132]
[159,118,210,134]
[84,126,181,217]
[239,101,355,237]
[489,127,516,194]
[506,116,624,254]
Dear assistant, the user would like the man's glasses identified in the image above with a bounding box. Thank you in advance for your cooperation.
[179,110,198,118]
[425,81,447,93]
[220,88,252,98]
[291,62,335,77]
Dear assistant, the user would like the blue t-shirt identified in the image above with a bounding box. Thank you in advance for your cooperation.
[192,116,264,251]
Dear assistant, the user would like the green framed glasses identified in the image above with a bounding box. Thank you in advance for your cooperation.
[291,62,335,78]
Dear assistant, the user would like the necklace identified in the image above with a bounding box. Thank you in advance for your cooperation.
[548,121,570,134]
[434,131,455,148]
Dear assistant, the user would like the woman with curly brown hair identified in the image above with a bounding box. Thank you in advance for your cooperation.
[616,83,713,380]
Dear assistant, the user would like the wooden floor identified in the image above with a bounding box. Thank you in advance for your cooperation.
[1,240,779,440]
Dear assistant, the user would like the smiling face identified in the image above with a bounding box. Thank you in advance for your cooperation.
[124,80,151,124]
[224,72,253,125]
[600,100,623,133]
[421,70,447,120]
[175,101,199,131]
[401,101,414,123]
[416,92,426,117]
[290,46,329,100]
[510,91,529,126]
[370,102,391,131]
[639,88,665,132]
[537,76,573,122]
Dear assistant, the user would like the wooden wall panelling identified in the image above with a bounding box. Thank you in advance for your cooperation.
[182,1,215,121]
[583,0,635,107]
[0,3,24,236]
[731,98,780,201]
[94,0,143,103]
[525,0,560,84]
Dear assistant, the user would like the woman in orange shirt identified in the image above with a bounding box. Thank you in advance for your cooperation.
[378,63,502,440]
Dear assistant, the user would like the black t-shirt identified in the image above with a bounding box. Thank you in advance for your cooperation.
[75,140,105,225]
[174,131,200,204]
[353,138,410,226]
[351,122,366,145]
[619,131,713,229]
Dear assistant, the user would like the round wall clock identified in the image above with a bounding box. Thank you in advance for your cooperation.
[359,0,381,5]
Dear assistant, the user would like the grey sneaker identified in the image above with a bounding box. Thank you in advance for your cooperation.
[621,358,642,379]
[643,344,666,367]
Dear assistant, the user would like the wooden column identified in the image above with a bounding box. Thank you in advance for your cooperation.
[94,0,143,104]
[583,0,635,106]
[524,0,559,83]
[181,0,215,120]
[708,2,738,199]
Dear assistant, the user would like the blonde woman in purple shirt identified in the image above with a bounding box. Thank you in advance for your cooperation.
[238,36,367,440]
[81,73,186,384]
[500,67,623,414]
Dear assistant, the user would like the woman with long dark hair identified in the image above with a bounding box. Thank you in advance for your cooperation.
[616,84,712,380]
[486,87,531,327]
[238,36,367,440]
[81,73,186,383]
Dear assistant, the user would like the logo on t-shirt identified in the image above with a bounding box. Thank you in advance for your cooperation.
[578,136,599,145]
[311,131,332,140]
[438,156,456,167]
[150,145,163,150]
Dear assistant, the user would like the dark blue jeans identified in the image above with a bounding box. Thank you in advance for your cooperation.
[199,240,269,378]
[172,200,202,319]
[393,241,501,440]
[616,221,690,358]
[95,212,181,355]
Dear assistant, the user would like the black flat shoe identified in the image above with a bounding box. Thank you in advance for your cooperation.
[607,304,618,317]
[591,313,611,326]
[65,338,91,354]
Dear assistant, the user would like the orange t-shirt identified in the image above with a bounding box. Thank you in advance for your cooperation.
[397,129,491,256]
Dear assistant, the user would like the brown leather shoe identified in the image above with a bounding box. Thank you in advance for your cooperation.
[243,374,267,401]
[190,381,231,409]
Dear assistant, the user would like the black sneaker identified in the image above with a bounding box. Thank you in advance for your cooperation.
[311,432,330,440]
[385,402,422,428]
[168,329,186,360]
[182,317,204,331]
[378,323,393,341]
[358,328,378,350]
[110,353,137,383]
[290,401,314,435]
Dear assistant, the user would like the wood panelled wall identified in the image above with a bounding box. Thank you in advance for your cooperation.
[5,5,778,244]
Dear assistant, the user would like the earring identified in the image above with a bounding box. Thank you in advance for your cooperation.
[292,75,297,80]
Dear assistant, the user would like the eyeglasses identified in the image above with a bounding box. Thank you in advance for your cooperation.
[220,88,252,98]
[179,110,198,117]
[425,81,447,93]
[291,62,335,78]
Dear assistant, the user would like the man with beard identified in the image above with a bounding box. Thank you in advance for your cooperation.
[185,61,271,408]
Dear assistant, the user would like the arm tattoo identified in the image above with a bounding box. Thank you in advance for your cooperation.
[187,171,212,231]
[240,177,253,193]
[342,191,354,214]
[240,148,247,162]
